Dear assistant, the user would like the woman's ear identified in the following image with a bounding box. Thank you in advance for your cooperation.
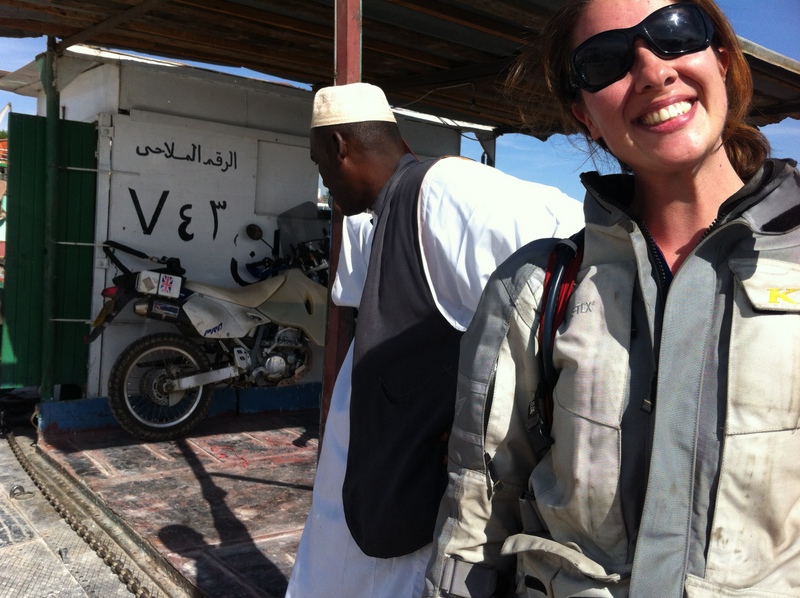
[715,46,730,80]
[572,103,601,141]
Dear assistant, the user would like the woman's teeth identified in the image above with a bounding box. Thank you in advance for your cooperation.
[641,101,693,125]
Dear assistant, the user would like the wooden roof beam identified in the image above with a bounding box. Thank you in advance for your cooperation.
[56,0,171,53]
[385,0,525,43]
[378,56,514,91]
[172,0,462,71]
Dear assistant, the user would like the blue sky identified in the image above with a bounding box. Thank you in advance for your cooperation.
[1,0,798,201]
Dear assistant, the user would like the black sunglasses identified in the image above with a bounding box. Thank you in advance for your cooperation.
[569,3,715,93]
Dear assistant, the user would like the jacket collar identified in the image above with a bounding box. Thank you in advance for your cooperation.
[578,158,799,234]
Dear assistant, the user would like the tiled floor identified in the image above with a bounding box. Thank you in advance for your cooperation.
[38,409,320,598]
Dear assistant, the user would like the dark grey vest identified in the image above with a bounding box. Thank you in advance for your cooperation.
[343,155,463,558]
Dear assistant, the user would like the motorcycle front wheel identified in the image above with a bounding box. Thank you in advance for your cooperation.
[108,333,214,441]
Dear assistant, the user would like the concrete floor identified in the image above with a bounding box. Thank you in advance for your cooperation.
[1,429,139,598]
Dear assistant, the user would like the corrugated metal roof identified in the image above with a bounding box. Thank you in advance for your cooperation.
[0,0,798,136]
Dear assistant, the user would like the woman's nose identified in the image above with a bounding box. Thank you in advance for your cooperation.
[631,38,678,93]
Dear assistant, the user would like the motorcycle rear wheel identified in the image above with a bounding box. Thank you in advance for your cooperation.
[108,333,214,441]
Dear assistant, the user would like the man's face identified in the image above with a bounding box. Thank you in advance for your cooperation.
[310,128,346,211]
[309,128,365,216]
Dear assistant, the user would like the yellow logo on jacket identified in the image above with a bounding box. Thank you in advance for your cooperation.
[768,288,800,304]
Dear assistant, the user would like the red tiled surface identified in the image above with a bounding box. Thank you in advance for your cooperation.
[39,410,320,597]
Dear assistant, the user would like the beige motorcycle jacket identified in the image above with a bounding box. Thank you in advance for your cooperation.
[425,159,800,598]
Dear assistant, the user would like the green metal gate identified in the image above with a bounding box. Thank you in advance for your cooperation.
[1,114,97,389]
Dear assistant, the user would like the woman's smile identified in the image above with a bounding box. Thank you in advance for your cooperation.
[639,99,694,126]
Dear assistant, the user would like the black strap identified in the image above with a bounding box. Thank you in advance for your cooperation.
[102,240,186,276]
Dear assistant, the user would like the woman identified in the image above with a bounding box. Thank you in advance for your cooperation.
[425,1,800,597]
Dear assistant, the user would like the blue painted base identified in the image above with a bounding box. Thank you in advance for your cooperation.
[208,384,322,416]
[37,383,322,437]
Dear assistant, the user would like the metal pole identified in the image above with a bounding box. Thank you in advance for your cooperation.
[320,0,362,440]
[37,37,60,402]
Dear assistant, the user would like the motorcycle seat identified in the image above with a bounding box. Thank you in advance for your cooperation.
[185,275,286,307]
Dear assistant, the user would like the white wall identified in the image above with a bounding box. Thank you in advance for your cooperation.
[51,54,462,397]
[119,64,314,138]
[107,109,319,283]
[88,109,324,396]
[59,63,120,123]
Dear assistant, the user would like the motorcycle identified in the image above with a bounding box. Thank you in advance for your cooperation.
[88,209,330,442]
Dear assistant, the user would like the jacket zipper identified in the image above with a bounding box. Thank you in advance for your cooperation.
[635,219,667,414]
[635,215,725,414]
[483,363,504,498]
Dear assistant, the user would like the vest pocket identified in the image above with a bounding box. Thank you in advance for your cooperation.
[379,365,457,405]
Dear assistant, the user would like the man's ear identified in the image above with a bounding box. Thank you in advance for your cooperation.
[571,103,601,141]
[332,130,348,162]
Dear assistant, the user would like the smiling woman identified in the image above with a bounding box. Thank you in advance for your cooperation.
[459,0,800,201]
[565,0,755,244]
[424,1,800,597]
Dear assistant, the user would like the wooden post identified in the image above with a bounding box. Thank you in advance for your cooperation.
[320,0,362,445]
[335,0,362,85]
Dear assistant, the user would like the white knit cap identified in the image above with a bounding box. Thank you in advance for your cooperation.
[310,82,396,128]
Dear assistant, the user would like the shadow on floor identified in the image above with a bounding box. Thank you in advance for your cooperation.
[37,409,320,597]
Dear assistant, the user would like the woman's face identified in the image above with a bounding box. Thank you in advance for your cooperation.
[570,0,731,176]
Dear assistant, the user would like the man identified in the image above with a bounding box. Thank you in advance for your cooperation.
[286,82,583,597]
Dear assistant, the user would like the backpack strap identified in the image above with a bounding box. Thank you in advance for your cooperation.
[435,231,584,598]
[528,228,585,459]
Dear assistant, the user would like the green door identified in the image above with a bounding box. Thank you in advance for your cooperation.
[1,114,97,389]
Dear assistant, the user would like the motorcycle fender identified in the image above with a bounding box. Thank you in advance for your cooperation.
[182,294,270,338]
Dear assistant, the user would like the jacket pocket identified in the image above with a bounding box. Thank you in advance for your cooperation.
[727,258,800,433]
[501,534,629,598]
[684,573,800,597]
[704,258,800,592]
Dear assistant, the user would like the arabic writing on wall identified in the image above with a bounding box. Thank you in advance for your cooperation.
[135,141,238,173]
[112,115,261,286]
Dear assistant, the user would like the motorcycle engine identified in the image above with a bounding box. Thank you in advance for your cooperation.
[253,326,307,385]
[261,354,293,379]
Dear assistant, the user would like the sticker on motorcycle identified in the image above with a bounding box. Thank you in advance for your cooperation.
[152,300,180,319]
[136,270,182,298]
[204,322,223,336]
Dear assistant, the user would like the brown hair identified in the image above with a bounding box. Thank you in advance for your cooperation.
[507,0,769,179]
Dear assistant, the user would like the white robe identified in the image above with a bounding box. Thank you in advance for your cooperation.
[286,158,583,598]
